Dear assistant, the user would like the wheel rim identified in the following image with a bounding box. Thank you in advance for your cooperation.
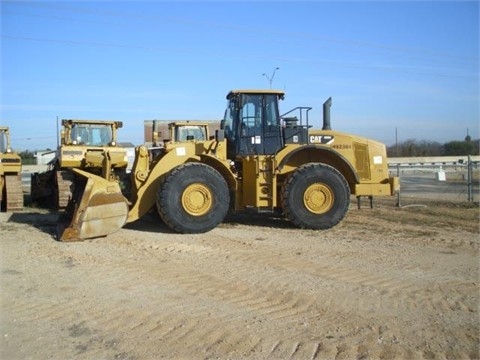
[181,183,213,216]
[303,183,334,214]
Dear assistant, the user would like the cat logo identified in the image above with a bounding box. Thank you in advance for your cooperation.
[309,135,334,144]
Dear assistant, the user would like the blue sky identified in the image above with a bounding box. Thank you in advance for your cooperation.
[1,0,478,150]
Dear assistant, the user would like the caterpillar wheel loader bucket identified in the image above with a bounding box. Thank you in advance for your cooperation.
[57,168,129,242]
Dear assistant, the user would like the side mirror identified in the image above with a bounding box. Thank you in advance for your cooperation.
[220,119,225,130]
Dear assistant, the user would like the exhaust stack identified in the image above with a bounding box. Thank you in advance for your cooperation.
[322,97,332,130]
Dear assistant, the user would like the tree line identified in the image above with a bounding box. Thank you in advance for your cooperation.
[386,138,479,157]
[17,149,37,165]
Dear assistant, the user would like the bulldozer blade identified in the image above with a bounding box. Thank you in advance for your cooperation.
[57,169,129,242]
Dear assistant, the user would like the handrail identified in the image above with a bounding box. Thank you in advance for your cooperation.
[280,107,312,127]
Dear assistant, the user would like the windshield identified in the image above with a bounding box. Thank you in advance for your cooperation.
[175,126,207,141]
[71,124,113,146]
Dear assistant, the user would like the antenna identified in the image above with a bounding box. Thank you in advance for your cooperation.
[262,67,279,88]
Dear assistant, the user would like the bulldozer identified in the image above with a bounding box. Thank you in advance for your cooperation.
[0,126,23,212]
[58,89,399,241]
[31,119,129,209]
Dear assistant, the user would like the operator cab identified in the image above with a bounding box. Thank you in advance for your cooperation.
[221,90,285,159]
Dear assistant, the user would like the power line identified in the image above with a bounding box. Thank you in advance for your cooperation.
[2,34,476,79]
[4,1,478,65]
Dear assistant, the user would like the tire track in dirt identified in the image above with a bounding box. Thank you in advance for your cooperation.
[16,235,355,358]
[193,230,474,317]
[106,236,405,357]
[38,244,262,358]
[122,226,476,358]
[154,228,479,359]
[1,205,478,360]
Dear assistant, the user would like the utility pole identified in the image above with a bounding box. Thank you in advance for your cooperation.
[467,155,473,202]
[395,126,401,208]
[262,67,279,88]
[56,116,59,148]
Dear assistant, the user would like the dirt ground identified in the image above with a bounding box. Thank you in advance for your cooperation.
[0,197,479,360]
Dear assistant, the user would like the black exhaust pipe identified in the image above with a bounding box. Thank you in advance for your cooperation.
[322,97,332,130]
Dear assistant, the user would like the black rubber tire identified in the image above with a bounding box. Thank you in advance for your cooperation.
[156,163,229,233]
[281,163,350,230]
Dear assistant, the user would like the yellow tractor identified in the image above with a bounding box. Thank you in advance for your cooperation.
[0,126,23,212]
[31,119,128,209]
[58,90,399,241]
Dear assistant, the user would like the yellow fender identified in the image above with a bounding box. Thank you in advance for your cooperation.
[127,146,202,222]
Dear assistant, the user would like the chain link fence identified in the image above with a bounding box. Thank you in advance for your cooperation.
[389,158,479,204]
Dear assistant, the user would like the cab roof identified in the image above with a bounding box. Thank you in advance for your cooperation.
[61,119,123,128]
[227,89,285,99]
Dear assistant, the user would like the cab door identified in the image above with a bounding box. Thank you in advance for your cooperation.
[237,94,283,155]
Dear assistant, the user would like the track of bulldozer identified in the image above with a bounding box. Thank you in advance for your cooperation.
[4,174,23,211]
[56,170,75,209]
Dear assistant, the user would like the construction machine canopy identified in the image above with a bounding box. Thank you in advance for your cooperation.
[61,119,123,146]
[61,119,123,128]
[227,89,285,100]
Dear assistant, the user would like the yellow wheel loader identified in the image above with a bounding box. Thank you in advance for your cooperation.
[0,126,23,212]
[30,120,129,209]
[58,90,399,241]
[148,121,214,160]
[151,120,214,145]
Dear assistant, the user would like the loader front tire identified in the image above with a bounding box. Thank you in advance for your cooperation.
[281,163,350,230]
[157,163,229,233]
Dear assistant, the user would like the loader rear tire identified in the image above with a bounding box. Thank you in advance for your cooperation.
[281,163,350,230]
[157,163,229,234]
